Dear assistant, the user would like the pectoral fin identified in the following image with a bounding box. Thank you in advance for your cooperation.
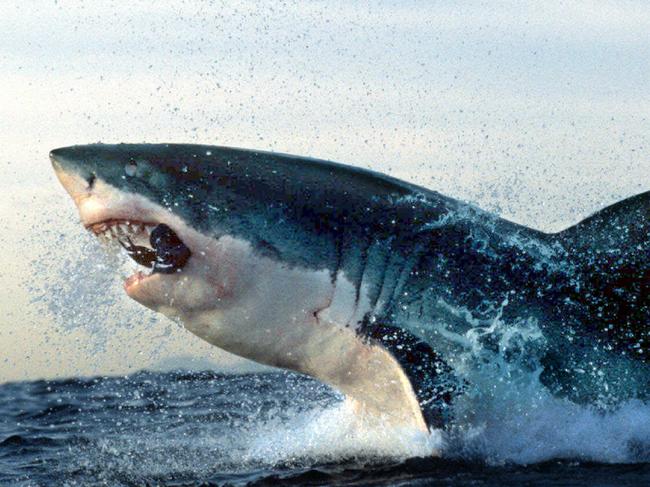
[358,318,460,429]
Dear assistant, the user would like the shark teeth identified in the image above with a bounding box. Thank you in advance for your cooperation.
[89,220,157,247]
[88,220,192,277]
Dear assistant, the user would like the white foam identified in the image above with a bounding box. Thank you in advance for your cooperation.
[437,302,650,464]
[230,391,650,466]
[243,399,441,463]
[450,394,650,464]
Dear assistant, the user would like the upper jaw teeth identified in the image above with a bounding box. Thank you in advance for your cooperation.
[90,221,156,244]
[88,221,192,275]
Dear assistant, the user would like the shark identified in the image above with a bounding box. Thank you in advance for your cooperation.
[50,143,649,433]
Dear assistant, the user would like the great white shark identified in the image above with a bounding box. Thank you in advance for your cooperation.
[50,143,649,433]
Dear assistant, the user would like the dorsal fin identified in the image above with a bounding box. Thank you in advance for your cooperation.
[553,191,649,362]
[554,190,649,256]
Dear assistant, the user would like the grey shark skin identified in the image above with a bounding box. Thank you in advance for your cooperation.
[50,143,649,433]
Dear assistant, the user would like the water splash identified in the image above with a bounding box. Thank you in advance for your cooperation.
[29,229,166,347]
[436,302,650,464]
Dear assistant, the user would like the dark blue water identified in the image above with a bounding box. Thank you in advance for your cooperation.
[1,371,649,486]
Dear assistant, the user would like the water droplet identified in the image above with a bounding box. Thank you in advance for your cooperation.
[125,162,137,177]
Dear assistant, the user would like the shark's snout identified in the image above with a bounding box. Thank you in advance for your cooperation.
[49,148,72,176]
[49,147,78,173]
[50,149,95,203]
[49,150,62,170]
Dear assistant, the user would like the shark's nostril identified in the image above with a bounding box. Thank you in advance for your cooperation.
[87,174,96,189]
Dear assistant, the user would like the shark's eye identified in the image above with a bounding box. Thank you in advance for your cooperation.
[125,161,137,177]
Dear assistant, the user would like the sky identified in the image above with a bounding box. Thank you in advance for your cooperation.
[1,0,649,383]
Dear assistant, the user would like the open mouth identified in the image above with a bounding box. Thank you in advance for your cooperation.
[87,220,191,280]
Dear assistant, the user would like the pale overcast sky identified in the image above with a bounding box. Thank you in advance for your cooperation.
[1,0,648,382]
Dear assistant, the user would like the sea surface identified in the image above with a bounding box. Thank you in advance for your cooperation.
[1,370,649,486]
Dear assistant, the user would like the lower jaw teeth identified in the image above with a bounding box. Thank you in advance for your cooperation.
[121,257,150,282]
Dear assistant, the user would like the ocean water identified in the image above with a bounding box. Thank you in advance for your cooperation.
[1,370,649,486]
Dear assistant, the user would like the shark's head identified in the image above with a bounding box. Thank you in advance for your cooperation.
[50,143,439,434]
[50,143,269,318]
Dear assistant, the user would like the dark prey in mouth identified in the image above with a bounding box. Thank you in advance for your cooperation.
[119,223,191,274]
